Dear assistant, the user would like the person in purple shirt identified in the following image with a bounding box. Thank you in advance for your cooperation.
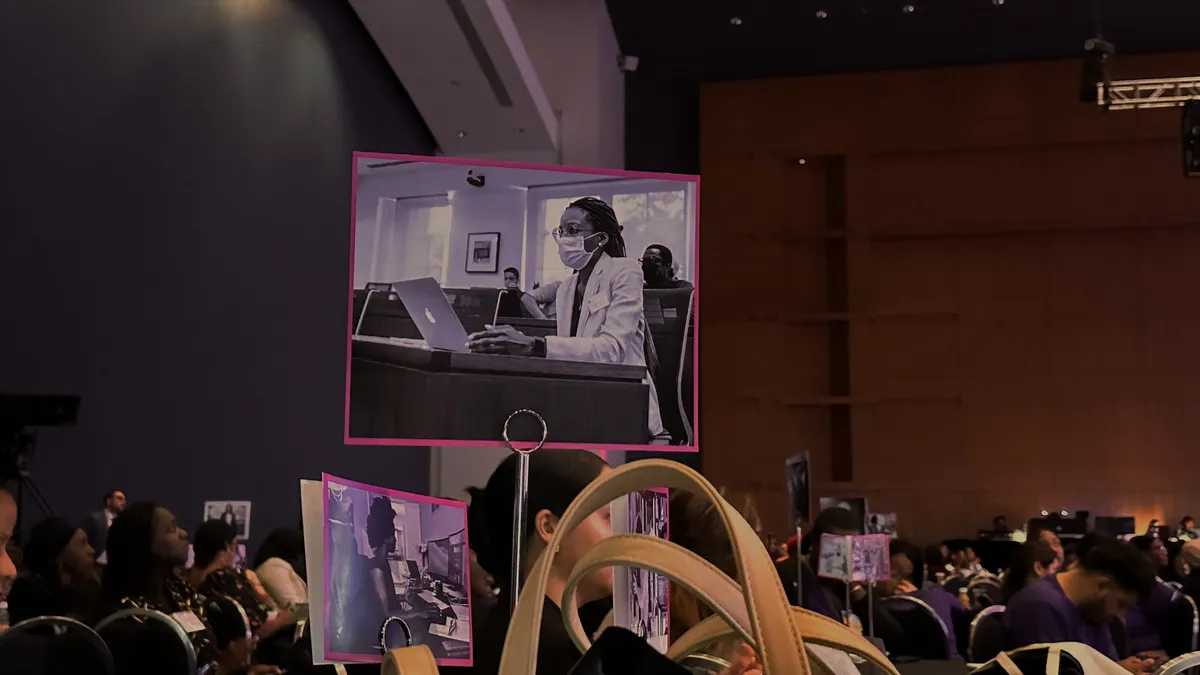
[1004,537,1158,674]
[886,540,969,660]
[1124,536,1177,658]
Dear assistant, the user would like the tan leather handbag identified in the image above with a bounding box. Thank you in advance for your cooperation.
[381,459,902,675]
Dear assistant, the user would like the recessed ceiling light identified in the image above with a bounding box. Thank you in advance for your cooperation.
[729,17,742,25]
[457,131,467,138]
[902,5,915,13]
[798,159,807,165]
[816,10,828,18]
[993,0,1004,4]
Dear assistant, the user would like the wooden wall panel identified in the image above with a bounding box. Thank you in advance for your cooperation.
[701,52,1200,543]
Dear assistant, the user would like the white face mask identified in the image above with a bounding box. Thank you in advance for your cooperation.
[557,233,602,270]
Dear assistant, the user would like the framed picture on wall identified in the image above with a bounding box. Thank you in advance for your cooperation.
[465,232,500,273]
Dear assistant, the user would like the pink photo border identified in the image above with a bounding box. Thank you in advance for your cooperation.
[343,151,700,453]
[321,472,474,667]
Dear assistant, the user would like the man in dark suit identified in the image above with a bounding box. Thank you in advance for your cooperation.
[83,489,125,565]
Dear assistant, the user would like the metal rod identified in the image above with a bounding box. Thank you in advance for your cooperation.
[509,451,531,615]
[868,582,875,638]
[795,526,803,606]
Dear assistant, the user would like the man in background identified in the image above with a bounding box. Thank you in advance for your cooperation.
[496,267,547,319]
[83,489,124,565]
[640,244,693,291]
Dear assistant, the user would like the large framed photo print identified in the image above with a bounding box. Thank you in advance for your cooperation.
[346,153,701,451]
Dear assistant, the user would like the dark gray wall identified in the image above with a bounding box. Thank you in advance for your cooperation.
[0,0,434,550]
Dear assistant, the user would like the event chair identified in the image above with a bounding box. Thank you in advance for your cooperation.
[95,607,198,675]
[202,594,252,651]
[881,596,952,660]
[1153,651,1200,675]
[1163,593,1200,657]
[644,288,695,445]
[968,605,1007,664]
[0,614,115,675]
[968,576,1004,609]
[1168,581,1185,590]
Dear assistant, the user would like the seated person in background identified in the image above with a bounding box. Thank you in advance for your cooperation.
[884,540,966,660]
[7,516,101,624]
[254,528,304,604]
[924,544,953,587]
[496,267,547,319]
[640,244,693,291]
[1179,541,1200,605]
[188,519,296,643]
[1004,536,1157,673]
[1176,516,1196,542]
[1001,539,1061,604]
[253,526,308,610]
[1124,536,1178,659]
[1038,527,1066,569]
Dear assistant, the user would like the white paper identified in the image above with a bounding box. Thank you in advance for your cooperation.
[300,480,331,664]
[817,534,852,580]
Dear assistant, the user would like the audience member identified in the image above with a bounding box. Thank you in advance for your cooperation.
[1001,540,1061,604]
[0,488,17,605]
[468,449,612,675]
[1177,540,1200,607]
[1177,516,1196,541]
[885,539,966,660]
[253,526,309,609]
[1004,537,1157,672]
[189,519,295,643]
[83,489,125,566]
[496,267,547,319]
[6,516,100,624]
[1038,528,1066,568]
[1123,536,1176,659]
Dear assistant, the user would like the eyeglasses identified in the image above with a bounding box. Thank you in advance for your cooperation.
[552,224,593,239]
[638,257,665,265]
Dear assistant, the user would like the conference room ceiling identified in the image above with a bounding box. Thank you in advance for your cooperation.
[604,0,1200,82]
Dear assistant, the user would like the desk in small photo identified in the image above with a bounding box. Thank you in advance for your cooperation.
[349,336,650,444]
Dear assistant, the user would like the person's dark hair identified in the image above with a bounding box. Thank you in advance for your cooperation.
[811,507,863,538]
[569,197,626,258]
[1072,531,1104,561]
[503,266,519,279]
[890,539,925,587]
[1182,516,1195,527]
[103,490,119,504]
[924,544,947,574]
[945,539,970,554]
[102,502,162,604]
[467,450,608,583]
[366,496,395,550]
[1077,536,1157,598]
[192,519,236,569]
[646,244,674,266]
[23,517,79,585]
[1002,540,1060,603]
[253,526,306,573]
[1129,535,1153,552]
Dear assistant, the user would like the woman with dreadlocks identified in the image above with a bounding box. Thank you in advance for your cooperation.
[466,196,668,443]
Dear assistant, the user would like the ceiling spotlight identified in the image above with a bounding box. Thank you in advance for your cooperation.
[1040,510,1049,517]
[993,0,1004,4]
[902,5,915,13]
[729,16,742,25]
[1060,510,1069,517]
[457,131,467,138]
[797,159,807,165]
[816,10,828,18]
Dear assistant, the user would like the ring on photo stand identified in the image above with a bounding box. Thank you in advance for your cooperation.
[379,616,413,652]
[502,408,548,615]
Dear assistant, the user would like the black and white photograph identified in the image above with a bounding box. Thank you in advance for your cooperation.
[819,496,869,534]
[321,474,472,667]
[203,500,251,540]
[346,153,699,451]
[867,512,898,537]
[785,452,811,529]
[613,488,670,652]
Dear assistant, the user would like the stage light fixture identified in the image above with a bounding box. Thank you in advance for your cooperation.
[1184,102,1200,177]
[1080,37,1115,104]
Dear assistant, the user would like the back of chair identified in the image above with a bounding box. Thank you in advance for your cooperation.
[96,607,198,675]
[1162,593,1199,657]
[968,606,1007,664]
[0,615,115,675]
[882,596,951,660]
[644,288,694,445]
[969,577,1004,609]
[203,594,252,650]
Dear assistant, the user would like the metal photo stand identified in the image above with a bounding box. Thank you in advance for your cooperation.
[501,408,548,616]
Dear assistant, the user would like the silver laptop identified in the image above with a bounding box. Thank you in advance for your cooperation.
[391,277,471,352]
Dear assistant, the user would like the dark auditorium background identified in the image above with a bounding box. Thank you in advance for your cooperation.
[3,0,1200,551]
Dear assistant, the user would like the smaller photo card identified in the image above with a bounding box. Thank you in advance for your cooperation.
[321,474,472,667]
[612,488,671,653]
[867,513,898,538]
[851,535,892,583]
[817,534,852,581]
[203,500,252,541]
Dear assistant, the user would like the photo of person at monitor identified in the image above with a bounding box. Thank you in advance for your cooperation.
[466,196,668,443]
[495,266,547,319]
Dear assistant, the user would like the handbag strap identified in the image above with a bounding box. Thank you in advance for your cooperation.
[380,644,438,675]
[498,460,810,675]
[995,651,1024,675]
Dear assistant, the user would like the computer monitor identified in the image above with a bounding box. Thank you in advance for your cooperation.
[1094,516,1137,537]
[427,537,451,581]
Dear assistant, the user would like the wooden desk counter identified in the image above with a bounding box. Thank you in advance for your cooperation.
[349,337,649,444]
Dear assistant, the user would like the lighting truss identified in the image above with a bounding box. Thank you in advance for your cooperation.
[1097,76,1200,110]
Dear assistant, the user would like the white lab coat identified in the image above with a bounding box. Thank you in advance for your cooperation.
[529,253,666,441]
